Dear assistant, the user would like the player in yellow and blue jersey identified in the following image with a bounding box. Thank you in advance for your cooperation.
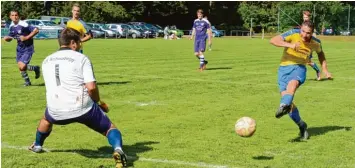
[270,21,332,140]
[66,3,92,53]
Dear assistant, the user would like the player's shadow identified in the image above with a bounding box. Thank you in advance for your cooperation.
[289,126,351,142]
[51,141,159,167]
[1,56,15,60]
[32,83,45,86]
[97,81,131,86]
[30,81,131,87]
[205,67,232,71]
[307,78,334,82]
[308,126,351,136]
[252,155,274,160]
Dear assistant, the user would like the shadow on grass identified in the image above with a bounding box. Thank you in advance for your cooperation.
[97,81,131,86]
[1,56,15,60]
[306,78,334,82]
[30,81,131,87]
[290,126,351,142]
[252,155,274,160]
[51,141,159,167]
[205,67,232,71]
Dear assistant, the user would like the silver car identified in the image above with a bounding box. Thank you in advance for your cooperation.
[25,19,63,30]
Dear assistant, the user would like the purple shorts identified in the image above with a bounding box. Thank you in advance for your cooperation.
[194,39,206,53]
[45,103,112,134]
[16,51,33,64]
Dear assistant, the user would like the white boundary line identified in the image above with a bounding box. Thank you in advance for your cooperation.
[1,143,237,168]
[99,74,355,91]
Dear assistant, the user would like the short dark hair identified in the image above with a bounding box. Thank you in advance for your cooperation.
[197,9,204,14]
[9,10,19,16]
[58,28,81,46]
[302,21,315,31]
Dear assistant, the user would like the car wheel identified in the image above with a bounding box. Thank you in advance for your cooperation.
[132,33,137,39]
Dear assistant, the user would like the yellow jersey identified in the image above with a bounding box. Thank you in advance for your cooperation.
[66,19,87,37]
[280,29,322,66]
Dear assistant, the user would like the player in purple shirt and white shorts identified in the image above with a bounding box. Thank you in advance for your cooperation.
[190,9,212,72]
[3,10,41,86]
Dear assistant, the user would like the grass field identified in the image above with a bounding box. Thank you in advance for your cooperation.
[1,37,355,168]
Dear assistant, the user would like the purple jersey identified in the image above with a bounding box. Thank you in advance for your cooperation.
[192,18,210,40]
[8,20,36,52]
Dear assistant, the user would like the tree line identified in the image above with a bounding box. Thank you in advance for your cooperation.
[2,1,354,33]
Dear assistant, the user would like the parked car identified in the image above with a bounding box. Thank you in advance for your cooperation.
[25,19,63,30]
[339,30,351,36]
[106,23,142,38]
[1,20,7,28]
[86,24,105,38]
[129,22,158,38]
[87,23,117,38]
[41,16,70,28]
[145,23,163,37]
[323,27,336,35]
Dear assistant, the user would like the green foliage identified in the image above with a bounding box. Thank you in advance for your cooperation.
[1,1,354,33]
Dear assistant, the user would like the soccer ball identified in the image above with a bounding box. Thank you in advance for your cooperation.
[235,117,256,137]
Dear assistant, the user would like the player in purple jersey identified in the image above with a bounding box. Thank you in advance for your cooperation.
[3,10,40,86]
[190,9,212,72]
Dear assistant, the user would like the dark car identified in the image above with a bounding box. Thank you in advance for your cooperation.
[129,22,158,38]
[323,28,336,35]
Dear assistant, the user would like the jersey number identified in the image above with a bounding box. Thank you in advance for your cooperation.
[55,64,61,86]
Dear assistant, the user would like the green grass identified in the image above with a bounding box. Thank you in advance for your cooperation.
[2,37,355,168]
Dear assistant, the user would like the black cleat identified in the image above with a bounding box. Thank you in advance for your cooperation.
[34,66,41,79]
[275,104,291,118]
[202,60,208,70]
[298,121,309,140]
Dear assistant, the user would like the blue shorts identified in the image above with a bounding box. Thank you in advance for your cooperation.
[194,39,206,53]
[45,103,111,134]
[278,65,307,92]
[16,51,33,64]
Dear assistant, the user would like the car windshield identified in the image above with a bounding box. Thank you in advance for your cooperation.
[99,24,109,30]
[145,24,157,30]
[42,21,57,26]
[133,25,141,29]
[139,25,149,29]
[125,25,134,29]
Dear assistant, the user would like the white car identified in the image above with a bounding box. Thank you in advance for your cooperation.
[25,19,63,30]
[106,23,142,38]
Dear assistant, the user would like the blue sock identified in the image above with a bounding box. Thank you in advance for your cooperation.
[35,129,51,146]
[280,94,294,105]
[107,129,122,150]
[311,63,320,73]
[289,106,301,124]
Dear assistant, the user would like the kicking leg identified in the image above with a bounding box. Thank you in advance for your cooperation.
[276,80,299,118]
